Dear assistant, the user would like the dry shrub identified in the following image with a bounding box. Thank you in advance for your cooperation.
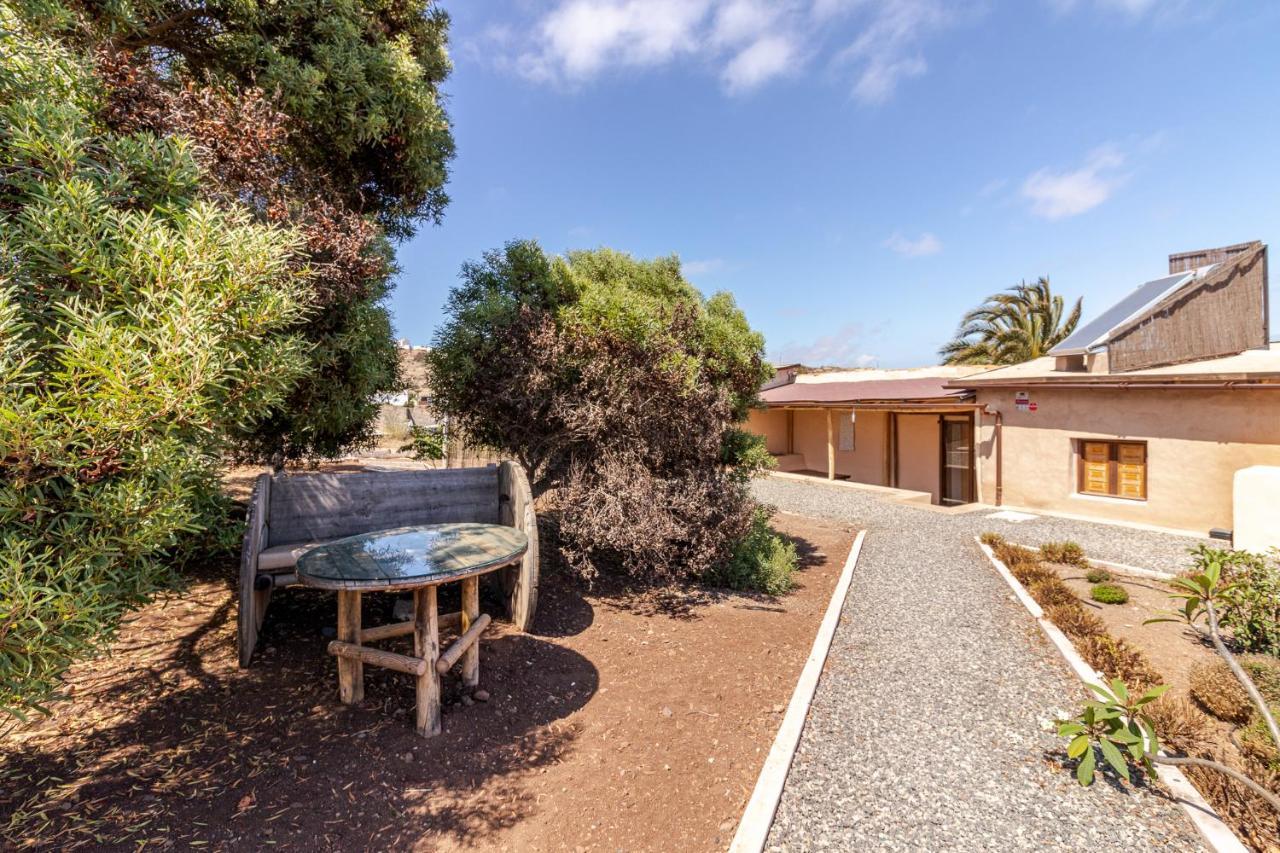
[1181,753,1280,852]
[1239,715,1280,769]
[1189,660,1254,724]
[1145,695,1218,757]
[1026,577,1078,609]
[556,453,756,585]
[1076,635,1162,693]
[1241,655,1280,704]
[1040,540,1088,567]
[994,542,1040,568]
[1043,602,1106,639]
[979,531,1005,547]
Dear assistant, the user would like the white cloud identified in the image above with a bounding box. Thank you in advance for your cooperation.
[1021,145,1127,220]
[505,0,973,99]
[830,0,957,104]
[772,322,882,366]
[518,0,712,83]
[723,34,798,92]
[884,231,942,257]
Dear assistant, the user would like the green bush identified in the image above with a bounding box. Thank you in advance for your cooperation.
[706,509,798,596]
[1189,545,1280,656]
[1091,583,1129,605]
[0,10,310,719]
[1040,540,1088,567]
[399,426,446,462]
[1085,567,1113,584]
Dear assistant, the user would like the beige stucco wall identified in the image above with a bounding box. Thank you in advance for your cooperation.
[896,414,940,501]
[974,388,1280,535]
[746,408,791,455]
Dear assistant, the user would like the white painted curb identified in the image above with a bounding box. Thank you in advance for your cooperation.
[976,538,1247,853]
[729,530,867,853]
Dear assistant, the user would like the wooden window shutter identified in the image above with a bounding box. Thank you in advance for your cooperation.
[1116,443,1146,499]
[1081,442,1110,495]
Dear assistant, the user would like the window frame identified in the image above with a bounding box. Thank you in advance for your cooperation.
[1076,439,1148,501]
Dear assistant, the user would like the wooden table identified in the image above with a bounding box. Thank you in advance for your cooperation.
[296,522,529,736]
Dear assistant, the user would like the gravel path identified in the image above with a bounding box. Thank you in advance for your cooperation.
[754,476,1208,852]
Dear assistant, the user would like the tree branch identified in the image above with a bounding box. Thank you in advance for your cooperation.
[1205,599,1280,754]
[1153,754,1280,814]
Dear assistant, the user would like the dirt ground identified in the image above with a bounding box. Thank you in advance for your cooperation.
[0,504,855,851]
[1059,567,1218,693]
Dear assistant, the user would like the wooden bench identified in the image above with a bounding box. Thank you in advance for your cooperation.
[238,462,538,668]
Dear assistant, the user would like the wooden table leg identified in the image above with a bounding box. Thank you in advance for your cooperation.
[461,576,480,688]
[337,590,363,703]
[414,587,442,737]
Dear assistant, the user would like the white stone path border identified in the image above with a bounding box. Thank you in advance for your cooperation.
[977,537,1247,853]
[729,530,867,853]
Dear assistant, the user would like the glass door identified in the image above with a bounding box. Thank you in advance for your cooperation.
[941,416,975,506]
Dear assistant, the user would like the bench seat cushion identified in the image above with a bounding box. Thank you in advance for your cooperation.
[258,540,332,571]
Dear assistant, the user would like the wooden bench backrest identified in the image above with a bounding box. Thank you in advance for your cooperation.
[266,467,501,547]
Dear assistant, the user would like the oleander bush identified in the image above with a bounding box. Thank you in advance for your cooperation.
[1085,567,1112,584]
[0,8,310,719]
[1090,583,1129,605]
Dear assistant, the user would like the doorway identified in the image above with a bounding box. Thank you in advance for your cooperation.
[940,415,975,506]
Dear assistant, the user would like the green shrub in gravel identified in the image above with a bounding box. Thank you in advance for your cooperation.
[1091,583,1129,605]
[1085,568,1112,584]
[1040,541,1088,567]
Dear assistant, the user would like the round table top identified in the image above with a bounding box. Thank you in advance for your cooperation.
[296,522,529,591]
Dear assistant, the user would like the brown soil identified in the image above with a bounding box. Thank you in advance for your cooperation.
[0,504,854,852]
[1059,568,1218,694]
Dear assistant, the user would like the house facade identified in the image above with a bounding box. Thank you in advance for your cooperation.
[954,241,1280,536]
[748,241,1280,540]
[746,366,990,506]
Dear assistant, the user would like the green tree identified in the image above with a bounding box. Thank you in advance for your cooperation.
[37,0,457,461]
[427,241,789,588]
[940,277,1082,365]
[0,5,311,719]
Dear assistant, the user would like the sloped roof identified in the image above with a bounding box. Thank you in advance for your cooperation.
[948,342,1280,387]
[1051,271,1200,355]
[761,376,972,406]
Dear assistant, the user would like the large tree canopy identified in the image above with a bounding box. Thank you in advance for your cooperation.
[427,241,780,585]
[940,277,1082,365]
[30,0,457,461]
[0,4,311,717]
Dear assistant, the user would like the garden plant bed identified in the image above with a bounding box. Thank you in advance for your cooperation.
[0,493,855,851]
[992,541,1280,852]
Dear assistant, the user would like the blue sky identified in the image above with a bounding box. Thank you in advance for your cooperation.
[391,0,1280,367]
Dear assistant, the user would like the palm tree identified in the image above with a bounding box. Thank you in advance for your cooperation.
[939,277,1082,365]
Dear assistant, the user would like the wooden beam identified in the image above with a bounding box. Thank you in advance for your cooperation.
[415,586,442,737]
[336,591,363,704]
[890,412,899,489]
[436,613,491,676]
[327,641,428,676]
[826,409,835,480]
[360,611,461,643]
[460,577,481,687]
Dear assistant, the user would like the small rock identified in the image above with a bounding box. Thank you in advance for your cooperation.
[400,752,414,763]
[473,689,490,702]
[461,695,474,706]
[660,706,673,718]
